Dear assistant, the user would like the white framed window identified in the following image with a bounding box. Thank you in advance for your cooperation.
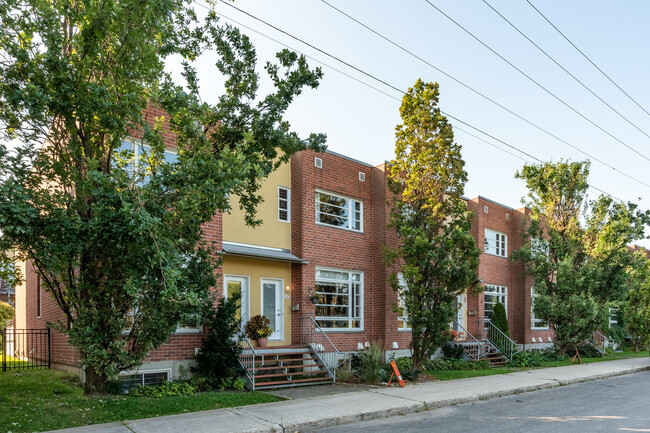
[485,228,507,257]
[278,186,290,222]
[397,273,410,331]
[609,308,619,328]
[118,369,170,393]
[115,138,178,181]
[531,287,549,329]
[315,190,363,232]
[359,171,366,182]
[175,316,203,334]
[484,284,507,326]
[314,157,322,168]
[314,267,363,330]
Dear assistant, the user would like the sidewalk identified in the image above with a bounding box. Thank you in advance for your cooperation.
[50,357,650,433]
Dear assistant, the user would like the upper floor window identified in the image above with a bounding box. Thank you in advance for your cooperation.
[531,287,549,329]
[115,139,178,181]
[315,190,362,232]
[278,186,290,222]
[485,228,507,257]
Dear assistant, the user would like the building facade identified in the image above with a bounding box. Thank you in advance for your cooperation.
[14,145,554,382]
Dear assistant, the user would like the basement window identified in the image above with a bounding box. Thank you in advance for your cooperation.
[117,370,170,394]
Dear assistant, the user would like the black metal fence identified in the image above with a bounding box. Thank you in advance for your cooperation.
[1,328,50,371]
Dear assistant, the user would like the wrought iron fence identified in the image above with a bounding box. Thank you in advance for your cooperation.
[2,328,50,371]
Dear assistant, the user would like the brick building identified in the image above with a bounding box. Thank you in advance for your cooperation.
[14,144,554,383]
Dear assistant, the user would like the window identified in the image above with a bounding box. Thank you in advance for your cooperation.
[175,316,203,334]
[315,190,362,232]
[314,268,363,330]
[314,157,322,168]
[531,287,549,329]
[484,284,506,326]
[609,308,619,328]
[278,186,290,222]
[118,370,169,393]
[36,275,42,318]
[397,274,410,331]
[359,172,366,182]
[484,228,507,257]
[115,139,178,181]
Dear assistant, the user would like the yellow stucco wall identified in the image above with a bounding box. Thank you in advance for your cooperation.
[222,160,291,250]
[222,256,292,346]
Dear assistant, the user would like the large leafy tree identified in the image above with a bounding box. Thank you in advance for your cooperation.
[624,250,650,352]
[0,0,325,393]
[514,161,648,354]
[385,80,481,371]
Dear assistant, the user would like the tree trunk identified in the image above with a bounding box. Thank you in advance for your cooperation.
[84,365,109,395]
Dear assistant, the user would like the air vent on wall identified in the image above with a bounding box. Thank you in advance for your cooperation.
[505,213,510,221]
[359,171,366,181]
[484,206,489,214]
[314,157,322,168]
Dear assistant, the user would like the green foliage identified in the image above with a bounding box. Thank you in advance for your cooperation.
[442,342,465,360]
[355,341,386,385]
[514,160,650,355]
[128,381,197,398]
[578,344,603,358]
[385,80,481,370]
[508,350,566,368]
[0,0,325,394]
[625,251,650,352]
[393,356,418,381]
[425,359,491,371]
[491,303,509,337]
[193,290,243,387]
[244,315,273,340]
[0,301,14,326]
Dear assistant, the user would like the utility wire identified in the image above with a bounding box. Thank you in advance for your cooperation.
[196,0,629,202]
[526,0,650,119]
[317,0,650,189]
[423,0,650,163]
[482,0,650,141]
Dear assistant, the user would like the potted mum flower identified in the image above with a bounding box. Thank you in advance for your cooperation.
[244,315,273,347]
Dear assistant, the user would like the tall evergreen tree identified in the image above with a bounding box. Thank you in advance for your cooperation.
[385,80,481,371]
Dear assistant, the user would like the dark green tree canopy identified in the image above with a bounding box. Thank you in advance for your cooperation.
[0,0,325,393]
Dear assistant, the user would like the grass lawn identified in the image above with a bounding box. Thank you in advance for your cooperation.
[427,351,649,381]
[0,369,282,433]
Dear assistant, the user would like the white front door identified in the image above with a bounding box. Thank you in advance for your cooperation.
[224,275,249,331]
[261,278,283,341]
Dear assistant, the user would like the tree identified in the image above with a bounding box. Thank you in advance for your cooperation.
[514,160,648,355]
[625,250,650,352]
[491,302,509,337]
[385,80,481,371]
[0,301,14,326]
[0,0,325,394]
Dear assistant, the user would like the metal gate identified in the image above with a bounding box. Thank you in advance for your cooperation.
[1,328,50,371]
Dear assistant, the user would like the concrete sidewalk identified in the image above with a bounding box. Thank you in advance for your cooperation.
[50,357,650,433]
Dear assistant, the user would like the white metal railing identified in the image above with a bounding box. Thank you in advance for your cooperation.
[300,315,340,382]
[592,330,610,354]
[452,321,487,360]
[238,337,259,391]
[485,320,520,360]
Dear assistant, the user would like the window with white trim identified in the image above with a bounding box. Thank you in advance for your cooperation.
[115,139,178,181]
[485,228,507,257]
[609,308,619,328]
[484,284,506,326]
[315,191,362,232]
[314,268,363,330]
[278,186,290,222]
[531,287,549,329]
[175,316,203,334]
[397,273,411,331]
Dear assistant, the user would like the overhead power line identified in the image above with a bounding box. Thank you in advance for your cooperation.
[423,0,650,163]
[482,0,650,141]
[526,0,650,119]
[316,0,650,189]
[196,0,630,202]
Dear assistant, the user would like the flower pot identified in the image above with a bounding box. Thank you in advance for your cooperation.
[257,337,268,347]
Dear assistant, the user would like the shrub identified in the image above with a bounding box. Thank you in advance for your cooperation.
[508,349,566,367]
[442,342,465,359]
[426,359,490,371]
[393,356,418,381]
[491,302,509,337]
[128,381,197,398]
[192,290,243,387]
[578,344,603,358]
[356,341,385,384]
[0,301,14,326]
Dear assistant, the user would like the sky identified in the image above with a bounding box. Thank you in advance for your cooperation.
[175,0,650,228]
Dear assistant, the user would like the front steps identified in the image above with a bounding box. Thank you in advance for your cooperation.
[244,345,334,390]
[458,340,507,367]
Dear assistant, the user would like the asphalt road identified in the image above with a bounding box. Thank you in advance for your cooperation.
[317,371,650,433]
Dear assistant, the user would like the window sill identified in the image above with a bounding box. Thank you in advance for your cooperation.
[315,221,363,234]
[484,252,508,258]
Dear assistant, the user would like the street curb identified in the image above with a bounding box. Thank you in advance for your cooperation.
[276,365,650,433]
